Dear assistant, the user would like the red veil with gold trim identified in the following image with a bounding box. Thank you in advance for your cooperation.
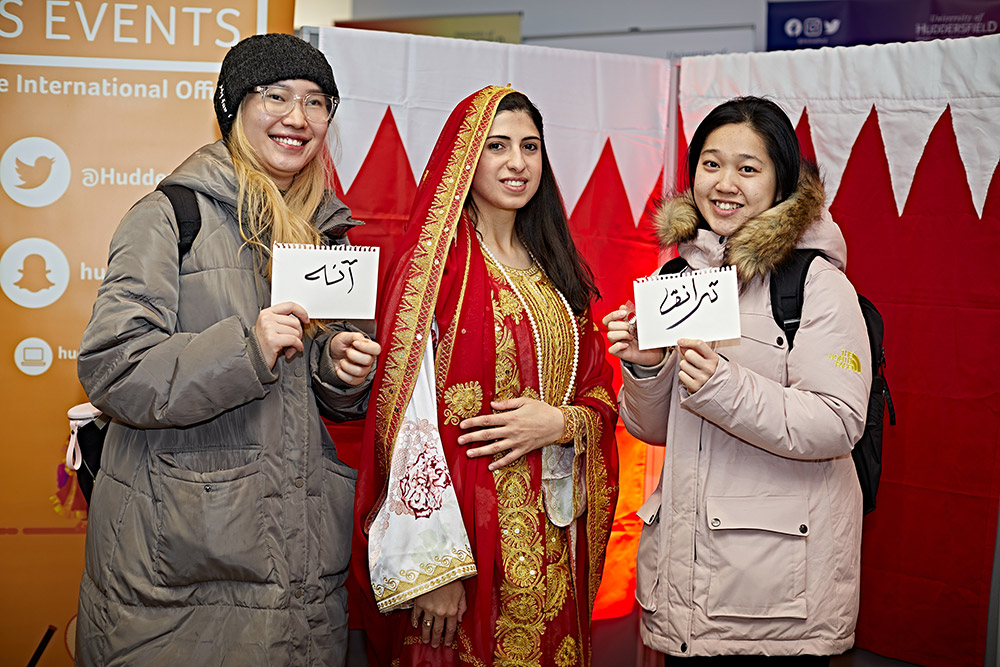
[352,85,618,666]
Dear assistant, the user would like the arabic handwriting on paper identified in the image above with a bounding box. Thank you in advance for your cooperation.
[662,277,720,330]
[632,267,738,350]
[303,258,359,293]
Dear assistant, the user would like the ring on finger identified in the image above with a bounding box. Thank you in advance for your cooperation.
[424,619,433,627]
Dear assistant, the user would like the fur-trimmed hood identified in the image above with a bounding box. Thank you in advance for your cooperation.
[654,163,846,284]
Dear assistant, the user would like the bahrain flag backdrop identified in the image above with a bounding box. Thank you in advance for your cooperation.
[316,27,1000,667]
[678,35,1000,667]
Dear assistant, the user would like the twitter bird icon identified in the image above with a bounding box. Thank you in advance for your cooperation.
[1,137,71,207]
[15,156,55,189]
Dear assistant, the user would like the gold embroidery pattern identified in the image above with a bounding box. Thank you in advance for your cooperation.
[582,385,615,410]
[435,221,474,403]
[544,519,571,618]
[457,217,589,664]
[494,458,545,665]
[555,636,578,667]
[374,87,510,478]
[489,260,579,665]
[555,405,582,444]
[373,546,477,611]
[493,458,577,666]
[496,287,525,323]
[586,428,616,611]
[508,266,576,406]
[456,627,489,667]
[494,308,521,401]
[401,629,487,666]
[443,381,484,426]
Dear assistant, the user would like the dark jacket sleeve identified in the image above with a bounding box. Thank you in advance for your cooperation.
[77,193,268,428]
[311,321,376,422]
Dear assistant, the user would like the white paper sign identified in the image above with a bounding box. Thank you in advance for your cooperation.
[633,266,740,349]
[270,244,380,320]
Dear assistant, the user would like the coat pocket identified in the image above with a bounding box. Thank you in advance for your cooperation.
[705,495,808,619]
[734,314,788,382]
[319,452,357,580]
[152,447,276,586]
[634,487,662,612]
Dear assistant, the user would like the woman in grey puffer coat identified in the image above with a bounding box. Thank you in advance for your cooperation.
[75,33,381,666]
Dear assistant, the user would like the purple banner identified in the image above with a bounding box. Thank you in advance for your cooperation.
[768,0,1000,50]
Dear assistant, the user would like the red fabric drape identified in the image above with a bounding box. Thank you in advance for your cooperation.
[828,105,1000,667]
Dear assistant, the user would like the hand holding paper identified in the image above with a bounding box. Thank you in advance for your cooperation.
[329,332,381,386]
[255,302,308,369]
[632,266,740,350]
[602,305,668,367]
[676,338,719,394]
[271,244,380,320]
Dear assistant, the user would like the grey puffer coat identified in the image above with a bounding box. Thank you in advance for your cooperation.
[76,141,370,666]
[621,167,870,658]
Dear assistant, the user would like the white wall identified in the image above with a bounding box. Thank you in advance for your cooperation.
[296,0,833,58]
[322,0,812,57]
[296,0,353,30]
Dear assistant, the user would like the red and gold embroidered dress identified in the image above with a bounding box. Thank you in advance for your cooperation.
[352,85,618,667]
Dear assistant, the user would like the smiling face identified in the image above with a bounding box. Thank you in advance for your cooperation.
[693,122,778,238]
[240,78,329,190]
[470,110,543,223]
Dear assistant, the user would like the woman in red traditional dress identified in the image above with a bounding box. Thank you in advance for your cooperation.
[352,85,619,666]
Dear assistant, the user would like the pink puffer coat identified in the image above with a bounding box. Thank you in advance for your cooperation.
[621,167,871,657]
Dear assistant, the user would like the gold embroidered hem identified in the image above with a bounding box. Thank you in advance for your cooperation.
[375,547,477,612]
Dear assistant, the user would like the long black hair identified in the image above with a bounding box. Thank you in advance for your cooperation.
[686,96,801,204]
[467,92,599,314]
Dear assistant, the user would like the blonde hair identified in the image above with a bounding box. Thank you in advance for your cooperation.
[226,103,335,277]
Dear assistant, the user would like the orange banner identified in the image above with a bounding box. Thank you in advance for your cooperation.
[0,1,291,663]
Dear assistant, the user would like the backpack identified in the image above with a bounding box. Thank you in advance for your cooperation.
[660,250,895,514]
[67,183,201,504]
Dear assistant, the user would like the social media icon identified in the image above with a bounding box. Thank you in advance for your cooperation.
[804,17,823,37]
[15,254,56,292]
[785,18,803,38]
[0,238,70,308]
[1,138,71,207]
[14,337,53,376]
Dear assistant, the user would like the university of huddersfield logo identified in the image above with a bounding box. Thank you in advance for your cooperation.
[1,137,71,207]
[828,349,862,372]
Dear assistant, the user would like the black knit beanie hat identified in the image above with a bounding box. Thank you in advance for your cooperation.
[214,32,339,138]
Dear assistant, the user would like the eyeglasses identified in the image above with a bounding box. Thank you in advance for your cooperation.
[253,86,339,123]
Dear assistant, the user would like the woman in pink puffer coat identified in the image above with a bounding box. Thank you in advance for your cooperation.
[604,97,871,665]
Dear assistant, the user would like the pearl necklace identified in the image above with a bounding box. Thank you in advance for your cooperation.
[479,239,579,406]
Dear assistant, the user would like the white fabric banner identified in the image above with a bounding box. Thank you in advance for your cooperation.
[317,27,672,223]
[679,34,1000,216]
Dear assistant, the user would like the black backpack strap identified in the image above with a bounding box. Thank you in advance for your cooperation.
[658,255,689,276]
[156,184,201,259]
[770,249,824,350]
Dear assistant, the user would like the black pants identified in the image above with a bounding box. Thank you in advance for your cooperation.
[664,655,830,666]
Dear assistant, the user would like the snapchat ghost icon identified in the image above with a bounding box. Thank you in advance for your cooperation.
[14,254,56,292]
[1,238,69,308]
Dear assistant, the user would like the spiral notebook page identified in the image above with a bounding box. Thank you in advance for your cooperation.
[271,244,380,320]
[633,266,740,349]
